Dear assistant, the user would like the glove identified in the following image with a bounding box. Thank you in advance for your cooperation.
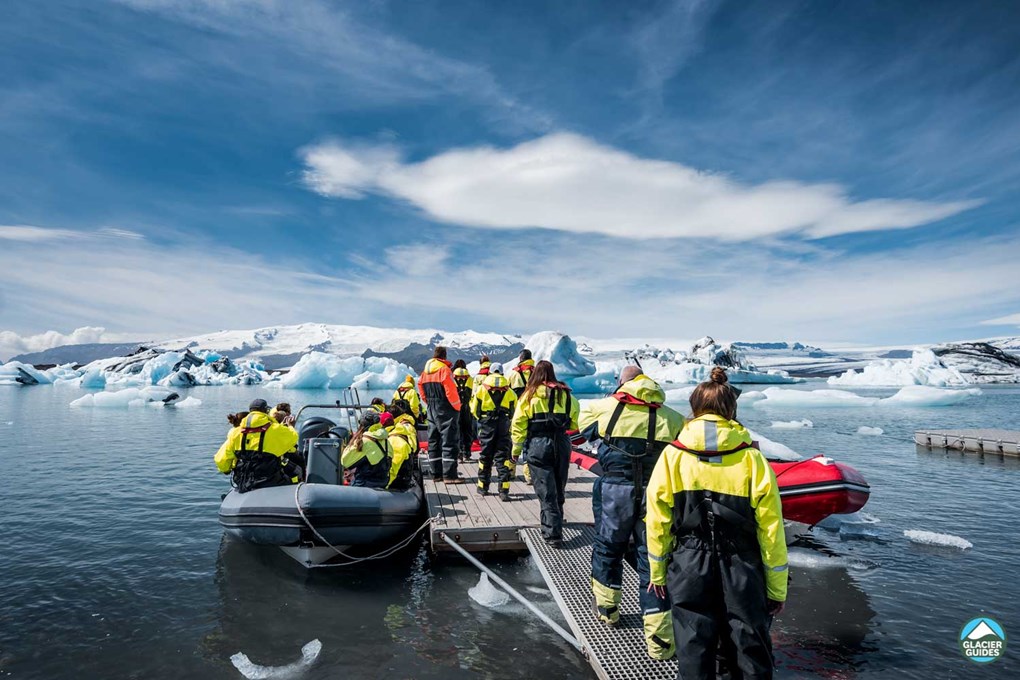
[766,599,785,616]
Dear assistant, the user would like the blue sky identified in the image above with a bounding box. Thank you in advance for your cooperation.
[1,0,1019,356]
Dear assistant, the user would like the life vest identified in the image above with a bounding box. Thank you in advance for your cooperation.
[232,420,288,493]
[527,382,572,437]
[346,436,391,488]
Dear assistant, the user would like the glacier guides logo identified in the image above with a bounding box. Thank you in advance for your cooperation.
[960,618,1006,664]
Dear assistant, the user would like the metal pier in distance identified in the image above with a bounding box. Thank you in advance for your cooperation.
[524,525,677,680]
[423,456,595,552]
[915,429,1020,456]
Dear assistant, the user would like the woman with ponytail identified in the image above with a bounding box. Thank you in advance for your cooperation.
[645,367,788,677]
[510,360,580,547]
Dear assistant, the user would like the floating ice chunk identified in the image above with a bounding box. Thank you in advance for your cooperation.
[787,547,874,571]
[230,639,322,680]
[828,349,968,387]
[663,385,696,403]
[904,530,972,550]
[280,352,414,390]
[70,386,180,408]
[523,331,596,378]
[856,426,884,436]
[739,390,766,404]
[468,573,510,608]
[746,429,802,462]
[753,388,879,408]
[568,362,622,393]
[167,396,202,408]
[771,419,813,429]
[79,367,107,389]
[881,386,981,407]
[0,361,53,385]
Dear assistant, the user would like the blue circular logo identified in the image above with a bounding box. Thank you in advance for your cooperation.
[960,618,1006,664]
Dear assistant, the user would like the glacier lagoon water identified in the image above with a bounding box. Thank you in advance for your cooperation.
[1,383,1019,679]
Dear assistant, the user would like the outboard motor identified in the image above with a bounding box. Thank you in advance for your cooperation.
[298,416,336,448]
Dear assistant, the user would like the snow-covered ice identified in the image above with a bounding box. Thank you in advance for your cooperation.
[230,639,322,680]
[468,573,510,608]
[771,419,813,429]
[752,386,981,408]
[78,366,107,389]
[70,386,182,408]
[746,429,802,462]
[856,425,884,436]
[904,530,972,550]
[828,349,968,387]
[0,361,54,386]
[880,385,981,407]
[277,352,414,390]
[523,331,596,378]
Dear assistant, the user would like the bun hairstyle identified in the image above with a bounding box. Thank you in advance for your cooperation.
[689,367,738,421]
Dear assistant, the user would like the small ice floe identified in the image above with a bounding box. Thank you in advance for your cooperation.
[856,426,884,436]
[468,573,510,607]
[771,419,813,430]
[904,530,972,550]
[880,386,981,407]
[746,429,802,462]
[70,387,183,408]
[816,512,883,541]
[230,639,321,680]
[787,547,875,571]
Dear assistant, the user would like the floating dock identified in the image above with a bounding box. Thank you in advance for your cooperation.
[524,524,677,680]
[423,457,595,552]
[915,429,1020,456]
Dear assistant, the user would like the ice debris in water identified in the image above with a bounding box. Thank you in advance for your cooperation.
[771,419,813,429]
[904,530,972,550]
[880,385,981,407]
[786,547,875,571]
[746,429,801,462]
[828,349,968,387]
[70,386,182,408]
[230,639,322,680]
[856,426,884,436]
[752,385,981,408]
[468,573,510,608]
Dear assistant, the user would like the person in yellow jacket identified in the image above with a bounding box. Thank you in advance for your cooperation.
[511,360,579,546]
[215,398,299,492]
[392,375,423,422]
[341,412,392,488]
[453,362,475,462]
[508,349,535,397]
[472,354,493,398]
[470,363,517,500]
[578,366,686,660]
[646,367,788,678]
[381,410,416,490]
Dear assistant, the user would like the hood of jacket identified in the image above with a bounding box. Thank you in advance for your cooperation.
[615,374,665,405]
[676,414,752,453]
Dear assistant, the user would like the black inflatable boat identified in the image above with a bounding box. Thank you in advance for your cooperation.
[218,406,425,567]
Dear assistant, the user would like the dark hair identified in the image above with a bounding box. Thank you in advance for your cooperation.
[453,359,467,370]
[522,360,560,403]
[389,399,411,418]
[227,411,247,427]
[371,397,386,406]
[433,346,447,360]
[689,367,738,421]
[480,354,491,363]
[349,411,381,450]
[519,349,532,361]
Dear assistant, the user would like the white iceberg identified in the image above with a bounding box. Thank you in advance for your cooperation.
[771,419,813,429]
[279,352,414,390]
[523,331,596,378]
[746,429,802,462]
[79,366,107,389]
[904,529,972,550]
[230,639,322,680]
[828,349,968,387]
[880,385,981,407]
[856,426,884,436]
[69,386,182,408]
[0,361,54,386]
[752,387,880,408]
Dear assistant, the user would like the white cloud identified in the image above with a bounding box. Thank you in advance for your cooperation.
[0,225,82,241]
[300,133,980,241]
[981,313,1020,326]
[0,327,126,361]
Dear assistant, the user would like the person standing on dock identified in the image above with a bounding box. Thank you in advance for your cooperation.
[511,360,579,547]
[418,346,465,483]
[578,366,686,661]
[646,367,788,679]
[508,348,535,397]
[453,361,476,462]
[471,362,517,501]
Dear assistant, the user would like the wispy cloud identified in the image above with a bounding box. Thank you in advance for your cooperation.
[300,133,980,241]
[0,225,82,241]
[981,313,1020,327]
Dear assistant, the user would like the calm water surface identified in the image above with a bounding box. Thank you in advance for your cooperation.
[1,383,1018,679]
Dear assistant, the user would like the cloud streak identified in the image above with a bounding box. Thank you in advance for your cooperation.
[300,133,980,241]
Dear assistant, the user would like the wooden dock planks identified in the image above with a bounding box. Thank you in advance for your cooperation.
[423,455,596,552]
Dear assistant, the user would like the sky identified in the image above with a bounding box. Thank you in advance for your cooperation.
[1,0,1019,359]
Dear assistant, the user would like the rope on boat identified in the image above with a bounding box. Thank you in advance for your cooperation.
[439,533,584,653]
[293,482,436,568]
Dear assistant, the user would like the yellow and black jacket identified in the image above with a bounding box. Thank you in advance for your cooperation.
[508,359,535,396]
[392,376,423,419]
[471,374,518,422]
[511,383,580,459]
[645,414,788,601]
[214,412,298,491]
[341,426,391,488]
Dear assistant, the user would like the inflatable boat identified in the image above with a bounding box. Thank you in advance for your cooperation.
[219,412,424,567]
[568,443,869,541]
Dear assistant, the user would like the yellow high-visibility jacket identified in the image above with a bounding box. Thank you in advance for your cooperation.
[510,383,579,458]
[214,411,298,473]
[392,377,422,418]
[645,414,788,600]
[470,374,518,420]
[386,426,416,488]
[508,359,535,393]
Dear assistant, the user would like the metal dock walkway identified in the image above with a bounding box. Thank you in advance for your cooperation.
[524,525,676,680]
[424,457,596,552]
[915,429,1020,456]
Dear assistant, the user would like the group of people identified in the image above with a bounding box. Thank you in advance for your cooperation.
[213,348,789,679]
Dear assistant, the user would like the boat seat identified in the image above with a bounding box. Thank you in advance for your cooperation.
[306,438,342,485]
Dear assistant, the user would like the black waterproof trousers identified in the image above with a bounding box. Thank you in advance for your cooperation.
[426,399,460,479]
[524,431,572,540]
[477,416,512,492]
[667,545,774,680]
[458,403,475,460]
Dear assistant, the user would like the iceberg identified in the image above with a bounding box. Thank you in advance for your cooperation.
[904,529,972,550]
[828,349,968,387]
[771,419,813,429]
[0,361,54,386]
[752,387,880,408]
[856,425,884,436]
[523,331,596,378]
[880,385,981,407]
[279,352,414,390]
[626,337,798,385]
[69,386,182,408]
[78,366,107,389]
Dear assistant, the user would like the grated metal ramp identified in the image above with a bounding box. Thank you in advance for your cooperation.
[523,524,678,680]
